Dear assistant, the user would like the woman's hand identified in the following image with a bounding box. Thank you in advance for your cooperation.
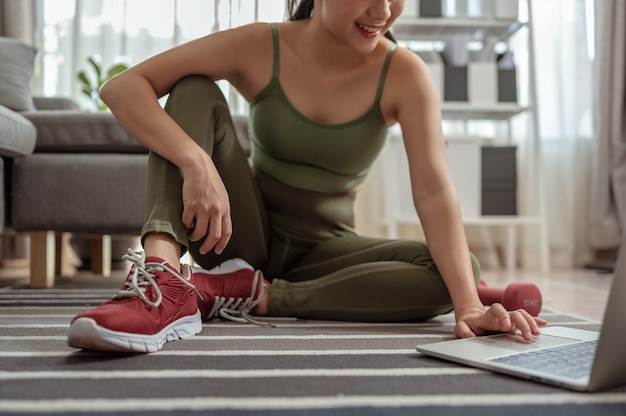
[180,154,232,255]
[454,304,548,341]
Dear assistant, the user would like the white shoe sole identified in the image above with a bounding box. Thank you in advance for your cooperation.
[67,310,202,353]
[193,258,253,275]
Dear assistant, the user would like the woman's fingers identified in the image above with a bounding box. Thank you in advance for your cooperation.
[507,308,548,341]
[214,215,233,255]
[456,303,550,341]
[182,198,231,255]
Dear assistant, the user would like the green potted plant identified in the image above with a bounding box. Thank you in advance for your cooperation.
[77,56,128,111]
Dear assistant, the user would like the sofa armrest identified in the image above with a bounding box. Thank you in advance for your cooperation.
[17,104,249,156]
[32,96,80,111]
[0,104,36,158]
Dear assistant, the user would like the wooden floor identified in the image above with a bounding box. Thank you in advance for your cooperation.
[0,262,613,322]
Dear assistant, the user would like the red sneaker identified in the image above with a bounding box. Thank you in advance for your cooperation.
[67,249,202,353]
[188,258,271,326]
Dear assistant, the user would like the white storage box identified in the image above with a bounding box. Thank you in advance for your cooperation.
[495,0,519,19]
[446,137,482,219]
[403,0,420,17]
[468,0,494,17]
[468,62,497,104]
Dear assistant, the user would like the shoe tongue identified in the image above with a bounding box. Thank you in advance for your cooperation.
[143,256,180,279]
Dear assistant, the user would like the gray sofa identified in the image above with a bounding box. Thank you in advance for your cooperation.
[0,36,143,287]
[3,90,250,289]
[5,97,147,288]
[0,34,252,289]
[0,103,38,233]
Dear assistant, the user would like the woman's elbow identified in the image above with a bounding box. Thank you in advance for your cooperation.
[99,76,122,108]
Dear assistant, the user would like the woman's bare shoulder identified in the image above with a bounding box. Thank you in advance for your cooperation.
[381,45,442,125]
[224,21,274,40]
[216,22,276,97]
[388,46,434,89]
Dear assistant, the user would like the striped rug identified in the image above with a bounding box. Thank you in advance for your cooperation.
[1,287,626,416]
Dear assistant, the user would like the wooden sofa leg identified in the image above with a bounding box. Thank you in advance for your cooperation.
[29,231,56,288]
[90,235,112,277]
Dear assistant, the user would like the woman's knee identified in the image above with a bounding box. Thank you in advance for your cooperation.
[166,75,227,112]
[163,76,232,152]
[400,239,481,287]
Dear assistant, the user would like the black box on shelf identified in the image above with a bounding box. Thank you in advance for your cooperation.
[497,51,518,103]
[419,0,443,17]
[444,66,468,102]
[482,184,517,215]
[481,146,517,215]
[498,68,518,102]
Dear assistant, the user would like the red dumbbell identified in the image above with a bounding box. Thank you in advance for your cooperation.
[478,280,543,316]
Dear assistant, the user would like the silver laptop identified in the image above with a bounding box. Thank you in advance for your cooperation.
[417,243,626,392]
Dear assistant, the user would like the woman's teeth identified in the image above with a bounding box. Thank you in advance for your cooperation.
[357,23,379,33]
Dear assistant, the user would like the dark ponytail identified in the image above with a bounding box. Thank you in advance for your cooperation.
[286,0,396,42]
[287,0,314,21]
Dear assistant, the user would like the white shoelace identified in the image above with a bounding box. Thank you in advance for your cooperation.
[205,269,274,327]
[116,249,201,308]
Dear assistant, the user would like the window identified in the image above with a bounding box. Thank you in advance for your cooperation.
[36,0,286,111]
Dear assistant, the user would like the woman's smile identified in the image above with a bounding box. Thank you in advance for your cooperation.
[355,22,383,38]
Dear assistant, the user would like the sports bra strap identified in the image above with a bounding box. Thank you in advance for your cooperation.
[270,23,280,80]
[375,42,397,104]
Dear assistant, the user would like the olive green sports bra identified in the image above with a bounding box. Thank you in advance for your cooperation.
[249,23,397,193]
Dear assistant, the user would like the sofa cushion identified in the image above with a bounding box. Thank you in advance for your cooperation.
[21,111,147,153]
[0,156,4,232]
[12,153,146,233]
[33,96,80,111]
[0,104,36,157]
[22,112,251,155]
[0,37,37,111]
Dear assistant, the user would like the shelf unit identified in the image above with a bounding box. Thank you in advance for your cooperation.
[392,17,523,41]
[386,0,550,271]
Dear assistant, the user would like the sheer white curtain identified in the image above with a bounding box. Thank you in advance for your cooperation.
[589,0,626,254]
[525,0,595,268]
[35,0,285,111]
[0,0,36,42]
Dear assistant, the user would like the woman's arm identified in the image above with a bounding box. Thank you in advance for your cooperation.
[100,23,273,255]
[387,48,546,340]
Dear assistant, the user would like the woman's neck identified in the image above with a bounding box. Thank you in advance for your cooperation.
[286,19,381,70]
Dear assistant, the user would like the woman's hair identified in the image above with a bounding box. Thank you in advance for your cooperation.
[286,0,397,43]
[287,0,314,20]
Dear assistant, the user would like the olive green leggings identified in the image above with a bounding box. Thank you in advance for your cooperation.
[142,75,480,322]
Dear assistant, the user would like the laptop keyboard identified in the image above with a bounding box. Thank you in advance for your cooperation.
[490,339,597,379]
